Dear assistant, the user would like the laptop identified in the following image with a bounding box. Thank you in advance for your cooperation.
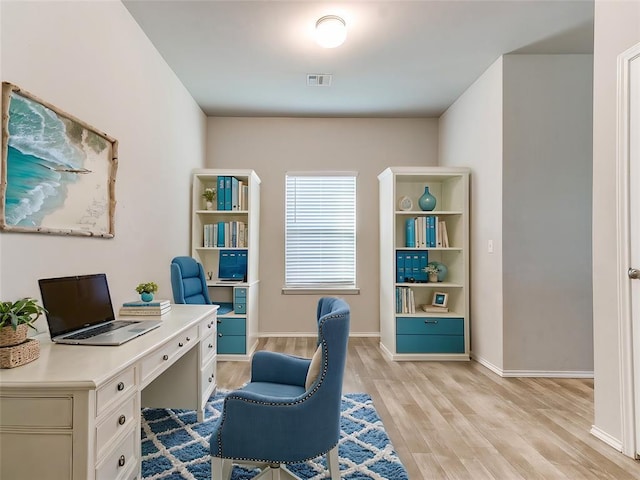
[38,273,162,346]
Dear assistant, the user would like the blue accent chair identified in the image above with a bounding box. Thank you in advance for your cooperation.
[210,297,351,480]
[170,256,212,304]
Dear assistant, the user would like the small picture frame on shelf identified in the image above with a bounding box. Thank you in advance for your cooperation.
[432,292,448,308]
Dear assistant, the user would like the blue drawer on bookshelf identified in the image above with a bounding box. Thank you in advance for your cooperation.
[217,334,246,354]
[218,317,246,335]
[233,287,247,314]
[396,334,464,354]
[396,317,463,336]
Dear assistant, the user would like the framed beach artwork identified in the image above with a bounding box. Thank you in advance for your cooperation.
[0,82,118,237]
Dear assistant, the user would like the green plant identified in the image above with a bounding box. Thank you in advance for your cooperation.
[136,282,158,295]
[202,188,216,202]
[0,298,46,331]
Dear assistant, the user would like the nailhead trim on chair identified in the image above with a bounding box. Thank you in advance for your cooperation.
[213,311,345,464]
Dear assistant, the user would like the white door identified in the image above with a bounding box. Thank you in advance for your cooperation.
[616,42,640,459]
[631,50,640,458]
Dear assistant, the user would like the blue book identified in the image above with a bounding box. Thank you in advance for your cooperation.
[231,177,239,210]
[217,176,226,210]
[123,300,170,307]
[405,218,415,248]
[217,221,226,247]
[224,176,232,210]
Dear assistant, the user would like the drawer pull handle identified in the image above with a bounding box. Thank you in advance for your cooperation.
[217,319,222,324]
[209,375,214,383]
[179,342,184,347]
[208,343,213,349]
[186,337,191,342]
[117,382,125,391]
[118,415,126,425]
[208,322,214,328]
[163,354,169,361]
[424,320,439,325]
[118,455,126,467]
[218,333,223,337]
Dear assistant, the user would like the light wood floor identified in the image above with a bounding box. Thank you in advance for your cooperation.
[217,337,640,480]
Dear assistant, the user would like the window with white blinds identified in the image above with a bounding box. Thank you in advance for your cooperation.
[285,173,356,288]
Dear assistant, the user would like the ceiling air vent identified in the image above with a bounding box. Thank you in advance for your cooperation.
[307,74,332,87]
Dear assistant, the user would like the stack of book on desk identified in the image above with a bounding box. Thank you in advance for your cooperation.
[119,299,171,316]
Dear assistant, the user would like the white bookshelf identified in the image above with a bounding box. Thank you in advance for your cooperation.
[191,169,260,361]
[378,167,470,361]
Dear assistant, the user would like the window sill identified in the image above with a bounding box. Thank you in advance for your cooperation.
[282,287,360,295]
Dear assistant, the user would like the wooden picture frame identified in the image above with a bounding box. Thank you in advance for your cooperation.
[432,291,448,308]
[1,82,118,238]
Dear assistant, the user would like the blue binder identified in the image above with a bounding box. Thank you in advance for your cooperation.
[218,249,248,281]
[217,176,226,210]
[224,177,232,210]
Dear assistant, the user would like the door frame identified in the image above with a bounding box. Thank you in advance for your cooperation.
[616,41,640,459]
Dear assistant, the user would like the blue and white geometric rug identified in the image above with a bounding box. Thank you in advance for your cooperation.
[141,392,409,480]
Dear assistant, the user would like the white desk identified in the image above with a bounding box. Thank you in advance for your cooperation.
[0,304,218,480]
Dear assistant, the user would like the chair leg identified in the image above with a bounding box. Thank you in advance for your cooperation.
[327,446,340,479]
[211,457,232,480]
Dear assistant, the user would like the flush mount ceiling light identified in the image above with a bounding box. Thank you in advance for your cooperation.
[315,15,347,48]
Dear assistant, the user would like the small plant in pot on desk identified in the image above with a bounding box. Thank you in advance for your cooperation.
[136,282,159,302]
[0,298,46,347]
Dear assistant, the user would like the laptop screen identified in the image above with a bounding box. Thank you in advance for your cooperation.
[38,273,116,338]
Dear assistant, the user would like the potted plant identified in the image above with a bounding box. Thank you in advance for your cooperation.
[0,298,46,347]
[202,188,216,210]
[424,264,440,283]
[136,282,159,302]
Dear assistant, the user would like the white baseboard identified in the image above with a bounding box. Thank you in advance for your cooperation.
[472,353,594,378]
[590,425,623,452]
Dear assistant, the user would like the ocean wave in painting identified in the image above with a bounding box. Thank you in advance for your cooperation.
[5,93,86,226]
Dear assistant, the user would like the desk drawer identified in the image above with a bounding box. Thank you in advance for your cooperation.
[396,317,464,336]
[96,427,137,480]
[200,331,216,363]
[0,396,72,428]
[201,315,217,336]
[96,395,136,458]
[140,325,198,384]
[97,367,136,417]
[200,355,217,400]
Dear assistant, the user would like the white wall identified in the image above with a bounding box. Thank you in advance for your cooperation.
[0,0,206,332]
[502,54,593,373]
[439,58,505,370]
[206,117,438,335]
[592,0,640,447]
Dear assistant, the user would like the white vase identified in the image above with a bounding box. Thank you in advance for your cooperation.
[205,201,213,210]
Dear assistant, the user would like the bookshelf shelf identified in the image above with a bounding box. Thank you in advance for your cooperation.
[191,169,261,361]
[379,166,470,361]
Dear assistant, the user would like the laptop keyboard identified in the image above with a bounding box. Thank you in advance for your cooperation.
[64,320,138,340]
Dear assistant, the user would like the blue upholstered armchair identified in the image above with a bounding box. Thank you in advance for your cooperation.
[210,297,350,480]
[170,256,212,304]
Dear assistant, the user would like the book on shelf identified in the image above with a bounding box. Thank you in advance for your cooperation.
[439,220,449,248]
[405,218,416,248]
[420,304,449,313]
[395,286,415,314]
[224,176,232,210]
[122,299,170,308]
[217,176,226,210]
